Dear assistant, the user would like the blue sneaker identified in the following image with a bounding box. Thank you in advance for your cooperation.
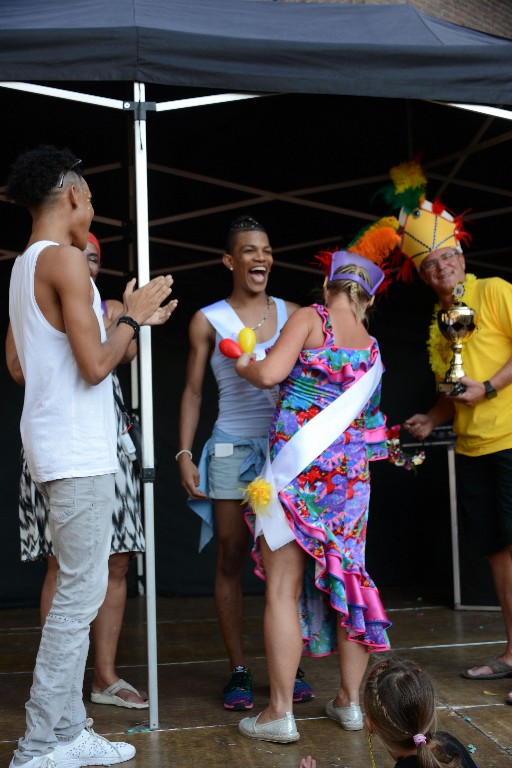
[293,667,314,703]
[223,665,253,710]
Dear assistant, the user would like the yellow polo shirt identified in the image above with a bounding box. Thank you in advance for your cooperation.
[450,277,512,456]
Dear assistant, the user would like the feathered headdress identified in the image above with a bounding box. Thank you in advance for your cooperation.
[314,216,401,296]
[379,159,471,279]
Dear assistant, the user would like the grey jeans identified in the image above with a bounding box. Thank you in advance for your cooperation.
[15,474,114,760]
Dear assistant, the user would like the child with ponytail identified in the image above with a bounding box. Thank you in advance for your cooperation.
[301,658,477,768]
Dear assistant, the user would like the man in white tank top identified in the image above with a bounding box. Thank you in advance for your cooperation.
[177,216,313,711]
[5,145,176,768]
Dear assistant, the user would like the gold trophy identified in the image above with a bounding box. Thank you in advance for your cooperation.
[437,282,477,395]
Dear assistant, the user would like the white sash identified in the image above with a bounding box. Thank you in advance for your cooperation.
[202,299,279,405]
[256,354,383,551]
[202,299,245,341]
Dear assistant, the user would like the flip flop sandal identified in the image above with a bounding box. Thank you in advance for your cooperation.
[461,658,512,679]
[90,678,149,709]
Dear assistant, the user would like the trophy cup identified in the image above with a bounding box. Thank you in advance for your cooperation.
[437,282,477,395]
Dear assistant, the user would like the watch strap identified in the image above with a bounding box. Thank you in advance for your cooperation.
[483,380,497,399]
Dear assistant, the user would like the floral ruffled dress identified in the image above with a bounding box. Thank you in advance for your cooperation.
[246,304,391,656]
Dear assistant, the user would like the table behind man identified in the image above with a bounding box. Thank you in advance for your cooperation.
[5,144,175,768]
[384,160,512,706]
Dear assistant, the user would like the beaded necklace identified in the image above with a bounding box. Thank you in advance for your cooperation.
[226,295,271,331]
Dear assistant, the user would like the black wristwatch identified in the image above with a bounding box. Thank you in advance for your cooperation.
[116,315,140,340]
[483,380,497,400]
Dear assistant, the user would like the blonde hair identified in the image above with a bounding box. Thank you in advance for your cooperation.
[325,264,372,322]
[364,658,462,768]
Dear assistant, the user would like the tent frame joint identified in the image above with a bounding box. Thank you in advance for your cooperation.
[123,100,157,120]
[140,467,156,482]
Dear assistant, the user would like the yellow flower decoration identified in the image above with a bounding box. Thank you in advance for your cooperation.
[242,477,273,517]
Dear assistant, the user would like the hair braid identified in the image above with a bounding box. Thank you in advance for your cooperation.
[364,658,462,768]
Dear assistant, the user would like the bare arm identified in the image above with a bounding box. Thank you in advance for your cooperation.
[402,351,512,438]
[403,397,455,441]
[481,355,512,393]
[47,247,173,385]
[448,353,512,407]
[106,294,178,329]
[5,323,24,385]
[104,298,138,363]
[235,307,314,388]
[104,294,179,364]
[177,311,214,499]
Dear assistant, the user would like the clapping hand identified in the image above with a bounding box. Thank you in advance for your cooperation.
[143,299,178,326]
[123,275,175,326]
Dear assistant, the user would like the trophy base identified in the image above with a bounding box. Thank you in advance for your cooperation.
[437,381,466,396]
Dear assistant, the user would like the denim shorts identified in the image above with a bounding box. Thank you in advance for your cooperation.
[208,444,253,500]
[456,448,512,556]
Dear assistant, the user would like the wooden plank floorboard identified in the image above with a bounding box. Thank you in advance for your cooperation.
[1,594,512,766]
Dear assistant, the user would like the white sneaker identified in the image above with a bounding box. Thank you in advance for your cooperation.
[9,755,56,768]
[53,723,135,767]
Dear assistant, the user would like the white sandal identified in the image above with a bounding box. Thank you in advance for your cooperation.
[90,678,149,709]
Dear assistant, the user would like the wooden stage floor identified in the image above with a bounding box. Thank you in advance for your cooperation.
[1,592,512,767]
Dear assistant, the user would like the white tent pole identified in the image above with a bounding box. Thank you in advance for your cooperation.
[133,80,160,730]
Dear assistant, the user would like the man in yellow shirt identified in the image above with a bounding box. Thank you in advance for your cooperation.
[385,161,512,704]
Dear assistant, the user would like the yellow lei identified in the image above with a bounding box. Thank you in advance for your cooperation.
[427,273,477,379]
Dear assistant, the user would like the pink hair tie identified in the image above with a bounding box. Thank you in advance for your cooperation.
[413,734,427,746]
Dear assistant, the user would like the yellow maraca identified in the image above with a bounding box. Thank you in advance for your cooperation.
[238,327,256,354]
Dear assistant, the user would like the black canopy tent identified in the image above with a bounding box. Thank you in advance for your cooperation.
[2,0,512,730]
[1,0,512,101]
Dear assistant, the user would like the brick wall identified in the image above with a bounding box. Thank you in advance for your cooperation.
[281,0,512,39]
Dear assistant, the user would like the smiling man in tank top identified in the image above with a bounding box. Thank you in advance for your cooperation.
[177,216,313,711]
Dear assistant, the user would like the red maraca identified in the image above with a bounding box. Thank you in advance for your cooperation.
[219,327,256,359]
[219,338,242,359]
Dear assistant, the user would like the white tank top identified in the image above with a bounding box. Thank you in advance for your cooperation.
[202,298,288,437]
[9,240,118,482]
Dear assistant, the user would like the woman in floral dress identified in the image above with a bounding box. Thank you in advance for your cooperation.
[235,250,392,744]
